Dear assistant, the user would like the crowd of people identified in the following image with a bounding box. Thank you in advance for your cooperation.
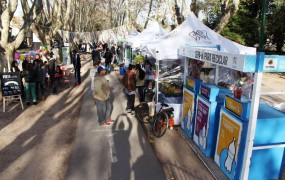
[11,42,154,127]
[10,51,81,106]
[92,54,153,126]
[91,41,123,69]
[11,53,53,105]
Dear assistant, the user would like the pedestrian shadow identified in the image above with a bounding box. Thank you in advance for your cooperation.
[109,113,132,180]
[131,122,166,180]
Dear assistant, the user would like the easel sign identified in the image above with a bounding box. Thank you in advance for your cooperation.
[0,72,24,112]
[0,72,22,96]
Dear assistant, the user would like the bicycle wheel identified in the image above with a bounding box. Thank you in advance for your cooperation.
[135,102,150,123]
[153,112,169,138]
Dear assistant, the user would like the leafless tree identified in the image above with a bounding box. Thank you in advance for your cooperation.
[0,0,42,72]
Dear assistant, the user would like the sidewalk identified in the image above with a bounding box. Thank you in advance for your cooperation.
[65,60,220,179]
[65,69,166,180]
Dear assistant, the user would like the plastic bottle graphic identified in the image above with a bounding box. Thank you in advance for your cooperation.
[186,108,192,130]
[201,126,206,149]
[224,137,236,172]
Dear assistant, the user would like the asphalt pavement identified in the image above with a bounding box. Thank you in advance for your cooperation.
[65,69,166,180]
[65,55,225,180]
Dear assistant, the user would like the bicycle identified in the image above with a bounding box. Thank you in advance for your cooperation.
[135,88,175,138]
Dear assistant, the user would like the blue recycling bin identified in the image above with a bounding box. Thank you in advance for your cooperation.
[215,96,285,180]
[181,76,202,138]
[193,84,231,157]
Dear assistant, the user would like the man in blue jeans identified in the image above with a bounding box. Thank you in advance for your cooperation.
[93,66,114,126]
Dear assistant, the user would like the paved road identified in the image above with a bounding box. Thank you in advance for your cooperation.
[65,71,166,180]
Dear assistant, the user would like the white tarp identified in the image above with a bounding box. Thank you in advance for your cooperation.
[127,21,167,49]
[145,12,256,60]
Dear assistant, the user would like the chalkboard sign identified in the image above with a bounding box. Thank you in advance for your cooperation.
[0,72,22,96]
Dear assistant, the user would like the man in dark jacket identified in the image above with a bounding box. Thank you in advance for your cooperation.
[22,54,32,70]
[91,47,101,66]
[23,63,37,105]
[104,48,113,73]
[33,54,44,99]
[72,49,81,86]
[48,53,57,94]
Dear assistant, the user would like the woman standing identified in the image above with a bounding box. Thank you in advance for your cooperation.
[122,64,137,114]
[23,63,37,105]
[135,64,146,102]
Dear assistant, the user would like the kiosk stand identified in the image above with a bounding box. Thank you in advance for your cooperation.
[179,46,285,179]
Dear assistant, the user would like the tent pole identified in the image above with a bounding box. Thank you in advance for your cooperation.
[241,53,264,179]
[215,66,219,85]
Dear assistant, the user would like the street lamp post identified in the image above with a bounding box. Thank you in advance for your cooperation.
[258,0,267,52]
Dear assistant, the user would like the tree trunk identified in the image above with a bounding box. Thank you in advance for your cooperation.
[190,0,198,16]
[5,47,14,72]
[144,0,153,29]
[155,0,162,21]
[214,0,240,33]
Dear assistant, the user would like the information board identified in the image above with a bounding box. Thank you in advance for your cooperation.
[0,72,22,96]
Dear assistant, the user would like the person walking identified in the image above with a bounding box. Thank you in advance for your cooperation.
[11,60,24,98]
[91,46,101,66]
[122,64,137,114]
[135,64,146,103]
[110,44,117,64]
[93,65,114,126]
[33,54,44,100]
[71,49,81,86]
[23,63,37,105]
[22,54,32,71]
[48,53,57,94]
[103,48,113,73]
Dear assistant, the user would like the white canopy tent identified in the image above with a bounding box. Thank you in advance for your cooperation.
[145,12,256,60]
[127,21,167,49]
[125,29,140,40]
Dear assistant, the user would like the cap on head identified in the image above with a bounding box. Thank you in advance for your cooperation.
[97,65,106,74]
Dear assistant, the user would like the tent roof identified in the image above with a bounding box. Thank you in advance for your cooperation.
[145,12,256,60]
[127,21,167,49]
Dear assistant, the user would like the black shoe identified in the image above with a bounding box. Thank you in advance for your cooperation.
[26,102,30,106]
[33,102,37,105]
